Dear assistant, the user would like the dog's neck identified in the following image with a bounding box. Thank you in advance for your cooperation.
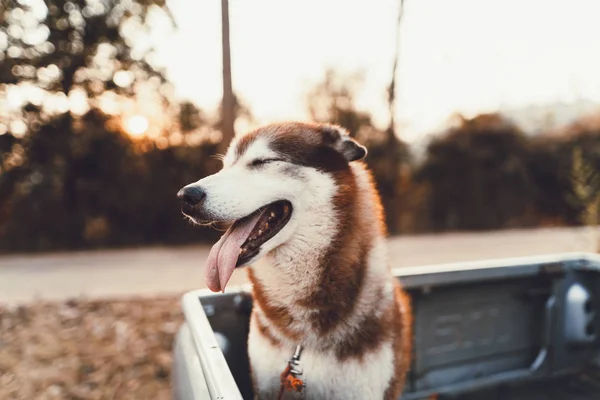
[248,163,393,345]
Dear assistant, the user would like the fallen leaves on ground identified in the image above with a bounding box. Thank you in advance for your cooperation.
[0,295,184,400]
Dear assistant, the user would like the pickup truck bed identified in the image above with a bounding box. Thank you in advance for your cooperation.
[171,253,600,399]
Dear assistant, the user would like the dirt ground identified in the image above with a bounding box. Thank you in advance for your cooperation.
[0,296,183,400]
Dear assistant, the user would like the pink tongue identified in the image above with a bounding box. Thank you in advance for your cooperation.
[205,212,262,293]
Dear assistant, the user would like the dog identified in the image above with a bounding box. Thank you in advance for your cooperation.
[178,122,412,400]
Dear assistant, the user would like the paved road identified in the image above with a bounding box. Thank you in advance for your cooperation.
[0,226,598,304]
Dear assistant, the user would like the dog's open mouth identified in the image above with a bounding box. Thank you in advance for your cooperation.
[237,200,293,266]
[205,200,292,293]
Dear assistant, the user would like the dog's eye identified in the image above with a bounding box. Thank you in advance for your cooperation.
[250,158,283,167]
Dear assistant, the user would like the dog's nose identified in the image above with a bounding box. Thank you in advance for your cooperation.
[177,186,206,207]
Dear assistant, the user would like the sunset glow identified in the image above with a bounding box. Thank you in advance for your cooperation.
[124,115,149,137]
[156,0,600,143]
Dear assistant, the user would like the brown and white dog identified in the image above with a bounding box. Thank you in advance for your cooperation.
[178,122,412,400]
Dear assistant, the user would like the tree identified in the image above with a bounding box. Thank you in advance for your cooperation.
[179,101,205,133]
[417,113,536,231]
[0,0,219,253]
[0,0,175,131]
[528,119,600,227]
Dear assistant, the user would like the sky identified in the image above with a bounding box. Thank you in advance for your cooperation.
[154,0,600,143]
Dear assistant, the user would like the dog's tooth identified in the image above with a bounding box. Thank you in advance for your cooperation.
[258,230,263,235]
[270,212,276,218]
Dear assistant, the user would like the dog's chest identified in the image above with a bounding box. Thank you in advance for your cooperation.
[248,325,395,400]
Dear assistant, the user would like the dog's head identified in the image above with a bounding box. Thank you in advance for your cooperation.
[177,122,367,292]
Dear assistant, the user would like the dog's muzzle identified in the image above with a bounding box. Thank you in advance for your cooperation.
[177,186,206,217]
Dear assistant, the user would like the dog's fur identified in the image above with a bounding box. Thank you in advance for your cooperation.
[179,122,412,400]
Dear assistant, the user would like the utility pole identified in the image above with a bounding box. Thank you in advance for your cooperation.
[383,0,406,234]
[219,0,235,153]
[388,0,405,138]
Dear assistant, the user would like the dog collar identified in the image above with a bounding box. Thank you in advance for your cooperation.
[277,345,305,399]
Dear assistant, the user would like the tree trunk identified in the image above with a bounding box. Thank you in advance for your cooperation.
[384,0,406,234]
[387,0,404,138]
[219,0,235,154]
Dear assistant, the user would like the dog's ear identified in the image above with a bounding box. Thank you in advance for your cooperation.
[321,125,368,162]
[337,135,367,162]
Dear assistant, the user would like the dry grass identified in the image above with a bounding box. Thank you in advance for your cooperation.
[0,296,184,400]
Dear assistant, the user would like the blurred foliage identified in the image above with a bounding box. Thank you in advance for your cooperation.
[416,114,537,231]
[415,113,600,233]
[0,0,223,252]
[307,70,600,235]
[1,1,600,253]
[0,0,175,129]
[0,110,222,251]
[524,120,600,228]
[570,146,600,227]
[306,69,412,233]
[307,70,374,137]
